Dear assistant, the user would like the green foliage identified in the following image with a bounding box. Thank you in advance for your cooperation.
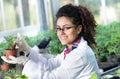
[95,22,120,57]
[24,36,37,47]
[4,76,12,79]
[0,69,28,79]
[0,41,7,56]
[35,30,65,55]
[16,75,28,79]
[90,73,98,79]
[4,35,15,49]
[117,69,120,74]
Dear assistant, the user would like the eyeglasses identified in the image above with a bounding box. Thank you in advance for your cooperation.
[55,25,75,33]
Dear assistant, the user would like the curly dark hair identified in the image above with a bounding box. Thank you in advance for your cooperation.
[56,4,97,46]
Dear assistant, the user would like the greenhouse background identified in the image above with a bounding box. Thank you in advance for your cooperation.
[0,0,120,37]
[0,0,120,79]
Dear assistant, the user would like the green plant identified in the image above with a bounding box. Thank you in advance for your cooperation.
[95,21,120,59]
[0,42,8,56]
[0,36,16,65]
[0,69,28,79]
[4,76,12,79]
[1,60,8,64]
[16,75,28,79]
[4,36,15,49]
[90,73,98,79]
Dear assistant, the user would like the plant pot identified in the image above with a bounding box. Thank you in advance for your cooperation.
[5,49,17,60]
[0,64,10,71]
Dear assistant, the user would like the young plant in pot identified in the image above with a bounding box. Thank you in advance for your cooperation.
[4,36,17,60]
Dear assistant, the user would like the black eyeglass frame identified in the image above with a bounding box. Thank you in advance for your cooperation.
[55,24,75,33]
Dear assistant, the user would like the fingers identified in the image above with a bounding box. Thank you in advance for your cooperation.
[15,33,31,56]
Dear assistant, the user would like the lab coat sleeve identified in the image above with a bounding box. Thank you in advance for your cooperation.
[28,48,63,69]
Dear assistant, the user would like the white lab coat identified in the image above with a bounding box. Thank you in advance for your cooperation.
[22,37,101,79]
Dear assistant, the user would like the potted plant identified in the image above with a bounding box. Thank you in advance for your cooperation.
[4,36,17,60]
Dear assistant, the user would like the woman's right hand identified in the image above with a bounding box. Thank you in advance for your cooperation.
[15,33,31,56]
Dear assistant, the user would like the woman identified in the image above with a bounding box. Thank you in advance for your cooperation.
[23,4,101,79]
[2,4,101,79]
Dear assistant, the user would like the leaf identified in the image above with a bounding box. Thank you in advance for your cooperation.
[90,73,98,79]
[117,69,120,74]
[4,76,12,79]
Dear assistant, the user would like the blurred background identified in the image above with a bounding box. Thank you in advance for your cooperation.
[0,0,120,37]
